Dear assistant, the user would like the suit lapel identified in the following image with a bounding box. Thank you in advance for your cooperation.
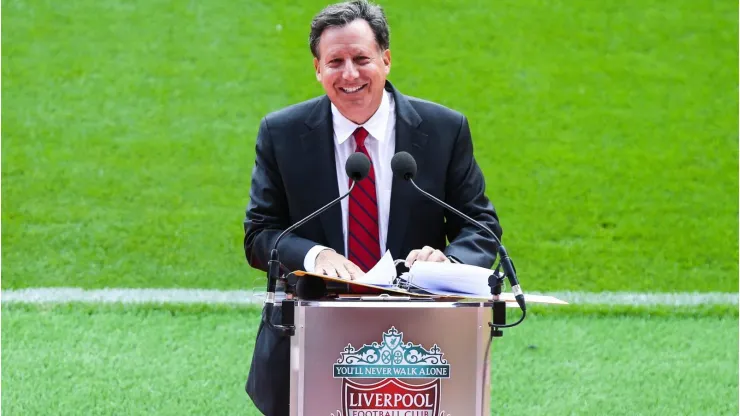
[301,96,344,254]
[386,83,428,259]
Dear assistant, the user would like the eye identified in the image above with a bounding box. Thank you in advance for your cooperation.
[355,56,370,64]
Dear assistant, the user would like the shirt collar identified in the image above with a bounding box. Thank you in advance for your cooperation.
[331,90,392,145]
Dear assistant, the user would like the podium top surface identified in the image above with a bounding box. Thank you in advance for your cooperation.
[293,293,567,307]
[296,297,493,308]
[291,271,569,306]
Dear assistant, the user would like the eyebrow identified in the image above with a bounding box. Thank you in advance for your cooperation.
[324,46,375,58]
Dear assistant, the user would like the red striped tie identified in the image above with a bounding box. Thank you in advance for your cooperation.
[347,127,381,272]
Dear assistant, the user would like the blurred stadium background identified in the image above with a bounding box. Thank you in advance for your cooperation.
[2,0,738,414]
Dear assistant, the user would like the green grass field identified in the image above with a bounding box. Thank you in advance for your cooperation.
[2,304,737,415]
[2,0,737,292]
[2,0,738,414]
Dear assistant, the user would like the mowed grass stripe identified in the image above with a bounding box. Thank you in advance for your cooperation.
[2,288,737,306]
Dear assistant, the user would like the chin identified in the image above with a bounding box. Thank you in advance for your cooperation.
[339,96,369,108]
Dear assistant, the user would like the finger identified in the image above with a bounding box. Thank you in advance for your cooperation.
[427,250,448,263]
[323,266,338,277]
[416,246,436,262]
[314,249,335,271]
[405,249,420,268]
[345,262,365,280]
[335,262,352,280]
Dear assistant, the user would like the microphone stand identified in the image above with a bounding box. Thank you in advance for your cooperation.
[479,267,506,414]
[263,248,295,337]
[406,178,527,327]
[262,181,359,338]
[488,267,506,338]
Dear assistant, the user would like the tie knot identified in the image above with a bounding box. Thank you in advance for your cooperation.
[353,127,369,148]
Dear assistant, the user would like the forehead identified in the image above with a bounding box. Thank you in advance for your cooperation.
[318,19,379,57]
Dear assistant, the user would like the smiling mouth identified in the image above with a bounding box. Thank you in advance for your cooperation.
[339,84,367,94]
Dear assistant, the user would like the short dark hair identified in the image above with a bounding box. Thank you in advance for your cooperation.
[309,0,390,58]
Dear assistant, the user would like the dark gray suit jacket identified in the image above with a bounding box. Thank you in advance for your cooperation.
[243,81,502,415]
[244,81,502,272]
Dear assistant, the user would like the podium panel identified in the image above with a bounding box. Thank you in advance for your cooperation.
[290,300,492,415]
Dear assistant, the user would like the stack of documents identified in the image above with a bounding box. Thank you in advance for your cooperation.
[401,261,496,298]
[348,251,567,304]
[353,251,496,297]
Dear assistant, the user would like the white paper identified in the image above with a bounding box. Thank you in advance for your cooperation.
[405,261,494,297]
[355,250,397,286]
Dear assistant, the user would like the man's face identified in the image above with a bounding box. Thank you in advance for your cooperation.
[313,19,391,125]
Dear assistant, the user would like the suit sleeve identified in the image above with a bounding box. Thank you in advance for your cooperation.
[243,117,321,272]
[442,115,503,268]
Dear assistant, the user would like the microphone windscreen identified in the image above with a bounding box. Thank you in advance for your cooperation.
[345,153,371,181]
[391,151,417,180]
[296,275,327,300]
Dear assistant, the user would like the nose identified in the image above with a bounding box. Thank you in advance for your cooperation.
[341,59,359,80]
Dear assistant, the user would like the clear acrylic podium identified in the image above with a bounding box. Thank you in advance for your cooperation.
[289,298,493,415]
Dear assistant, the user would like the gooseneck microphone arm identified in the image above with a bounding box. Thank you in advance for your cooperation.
[262,152,371,337]
[390,151,526,313]
[265,180,358,300]
[406,179,526,313]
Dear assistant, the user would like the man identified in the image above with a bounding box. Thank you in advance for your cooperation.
[243,1,502,414]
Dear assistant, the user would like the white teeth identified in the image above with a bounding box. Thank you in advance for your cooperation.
[341,85,365,93]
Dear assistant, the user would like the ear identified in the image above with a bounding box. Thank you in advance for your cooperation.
[382,49,391,75]
[314,57,322,82]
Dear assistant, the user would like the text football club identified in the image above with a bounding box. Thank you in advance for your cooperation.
[331,327,451,416]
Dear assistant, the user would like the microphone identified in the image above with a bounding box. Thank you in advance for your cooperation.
[390,151,525,312]
[262,152,371,336]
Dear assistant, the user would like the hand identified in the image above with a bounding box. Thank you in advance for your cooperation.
[315,250,364,280]
[405,246,450,268]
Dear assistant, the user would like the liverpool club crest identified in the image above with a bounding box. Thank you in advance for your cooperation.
[332,327,450,416]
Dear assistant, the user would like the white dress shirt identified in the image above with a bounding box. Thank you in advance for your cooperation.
[303,90,396,272]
